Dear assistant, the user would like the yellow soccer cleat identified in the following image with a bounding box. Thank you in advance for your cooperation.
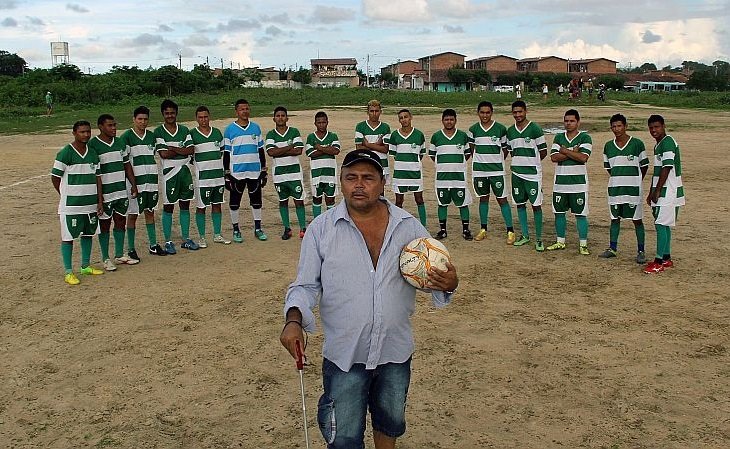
[64,273,80,285]
[506,231,516,245]
[80,266,104,275]
[474,229,488,241]
[579,245,591,255]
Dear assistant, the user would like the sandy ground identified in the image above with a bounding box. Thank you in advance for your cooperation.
[0,105,728,449]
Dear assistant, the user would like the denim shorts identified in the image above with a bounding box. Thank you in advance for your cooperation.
[318,357,411,449]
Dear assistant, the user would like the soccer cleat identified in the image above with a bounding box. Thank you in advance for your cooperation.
[643,261,665,274]
[636,251,646,264]
[128,249,140,262]
[198,237,208,248]
[474,229,488,241]
[281,227,293,240]
[64,273,80,285]
[103,258,117,271]
[213,234,231,244]
[149,244,167,256]
[506,231,516,245]
[579,245,591,255]
[80,266,104,276]
[181,239,200,250]
[535,240,545,252]
[662,259,674,268]
[513,235,530,246]
[599,248,617,258]
[255,229,268,241]
[232,230,243,243]
[434,230,448,240]
[299,228,306,239]
[164,241,177,255]
[462,229,473,241]
[547,242,566,251]
[114,255,139,265]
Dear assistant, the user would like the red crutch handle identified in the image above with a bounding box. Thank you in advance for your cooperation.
[295,340,304,370]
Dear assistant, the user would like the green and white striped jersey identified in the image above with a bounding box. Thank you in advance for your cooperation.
[306,131,340,187]
[120,129,158,193]
[88,136,129,202]
[354,121,391,171]
[265,127,305,184]
[191,127,225,188]
[603,136,648,205]
[51,144,100,214]
[506,121,547,182]
[652,135,685,206]
[468,121,508,178]
[154,124,193,175]
[428,129,472,189]
[389,128,426,188]
[550,131,592,194]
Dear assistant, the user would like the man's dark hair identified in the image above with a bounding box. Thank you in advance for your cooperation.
[196,105,210,115]
[235,99,249,108]
[610,113,626,125]
[442,108,457,119]
[97,114,115,126]
[160,99,178,113]
[72,120,91,132]
[512,100,527,110]
[564,109,580,121]
[397,108,411,116]
[477,101,493,112]
[273,106,288,116]
[648,114,664,125]
[133,105,150,118]
[314,111,328,120]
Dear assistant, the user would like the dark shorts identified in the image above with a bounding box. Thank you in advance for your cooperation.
[227,177,263,209]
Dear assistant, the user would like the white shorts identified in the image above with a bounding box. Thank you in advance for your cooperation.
[653,205,679,227]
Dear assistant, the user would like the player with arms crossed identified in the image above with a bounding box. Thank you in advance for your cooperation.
[51,121,104,285]
[506,100,547,251]
[191,106,230,247]
[122,105,167,259]
[223,99,268,243]
[266,106,307,240]
[644,114,685,274]
[154,99,199,254]
[429,109,473,240]
[306,111,340,218]
[599,114,648,263]
[355,99,391,185]
[546,109,592,255]
[468,101,515,243]
[389,109,427,226]
[88,114,139,271]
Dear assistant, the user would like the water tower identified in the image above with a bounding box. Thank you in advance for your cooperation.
[50,42,69,66]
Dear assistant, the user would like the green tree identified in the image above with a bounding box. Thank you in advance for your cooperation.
[50,63,83,81]
[471,69,491,86]
[0,50,28,77]
[291,67,312,85]
[155,65,183,96]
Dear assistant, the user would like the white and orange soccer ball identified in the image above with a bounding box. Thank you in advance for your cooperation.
[399,237,451,290]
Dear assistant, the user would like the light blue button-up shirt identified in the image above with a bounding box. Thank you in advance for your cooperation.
[284,199,452,371]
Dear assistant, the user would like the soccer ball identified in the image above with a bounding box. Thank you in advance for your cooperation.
[399,237,451,291]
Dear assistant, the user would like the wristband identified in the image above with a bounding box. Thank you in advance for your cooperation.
[283,320,302,331]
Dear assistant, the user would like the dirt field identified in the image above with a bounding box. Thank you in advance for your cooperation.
[1,105,728,449]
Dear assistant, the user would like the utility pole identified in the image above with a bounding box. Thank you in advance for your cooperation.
[178,53,182,69]
[220,58,224,69]
[366,54,370,87]
[206,56,209,67]
[428,55,432,91]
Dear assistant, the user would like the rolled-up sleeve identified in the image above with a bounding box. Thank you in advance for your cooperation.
[283,224,323,333]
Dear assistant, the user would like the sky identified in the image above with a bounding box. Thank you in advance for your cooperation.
[1,0,728,74]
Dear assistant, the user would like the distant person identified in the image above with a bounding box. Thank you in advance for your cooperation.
[51,121,104,285]
[546,109,592,255]
[388,109,427,225]
[45,91,53,116]
[644,114,685,274]
[558,84,565,96]
[355,99,391,184]
[305,111,340,218]
[542,83,548,100]
[515,84,522,99]
[586,78,594,98]
[598,114,648,263]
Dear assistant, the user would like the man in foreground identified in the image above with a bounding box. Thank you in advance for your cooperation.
[280,149,458,449]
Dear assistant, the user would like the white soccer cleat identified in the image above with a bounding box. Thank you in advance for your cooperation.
[103,258,117,271]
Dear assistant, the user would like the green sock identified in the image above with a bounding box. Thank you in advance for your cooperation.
[534,209,543,240]
[312,204,322,218]
[113,228,125,258]
[126,227,136,252]
[212,212,222,235]
[162,211,173,241]
[479,202,489,228]
[665,226,672,256]
[99,231,110,260]
[146,222,157,246]
[555,213,567,239]
[196,212,206,238]
[459,206,470,221]
[517,207,529,237]
[180,210,190,240]
[635,223,645,250]
[417,203,427,226]
[576,215,588,243]
[437,205,448,221]
[80,236,92,267]
[655,224,668,259]
[295,205,306,229]
[500,202,513,228]
[61,242,73,273]
[280,206,291,228]
[610,220,620,246]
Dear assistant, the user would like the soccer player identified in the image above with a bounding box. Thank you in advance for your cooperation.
[154,99,199,254]
[51,121,104,284]
[265,106,307,240]
[305,111,340,218]
[429,108,473,240]
[122,105,167,259]
[644,114,685,274]
[389,108,427,225]
[546,109,592,254]
[191,106,230,247]
[355,99,391,183]
[599,114,648,263]
[468,101,515,243]
[223,99,268,243]
[88,114,139,271]
[506,100,547,251]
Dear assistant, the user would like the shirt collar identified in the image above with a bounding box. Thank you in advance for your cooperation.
[332,198,411,224]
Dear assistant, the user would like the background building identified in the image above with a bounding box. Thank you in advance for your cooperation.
[310,58,359,87]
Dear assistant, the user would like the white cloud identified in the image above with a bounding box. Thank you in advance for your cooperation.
[66,3,88,13]
[311,5,355,24]
[362,0,430,22]
[1,16,16,26]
